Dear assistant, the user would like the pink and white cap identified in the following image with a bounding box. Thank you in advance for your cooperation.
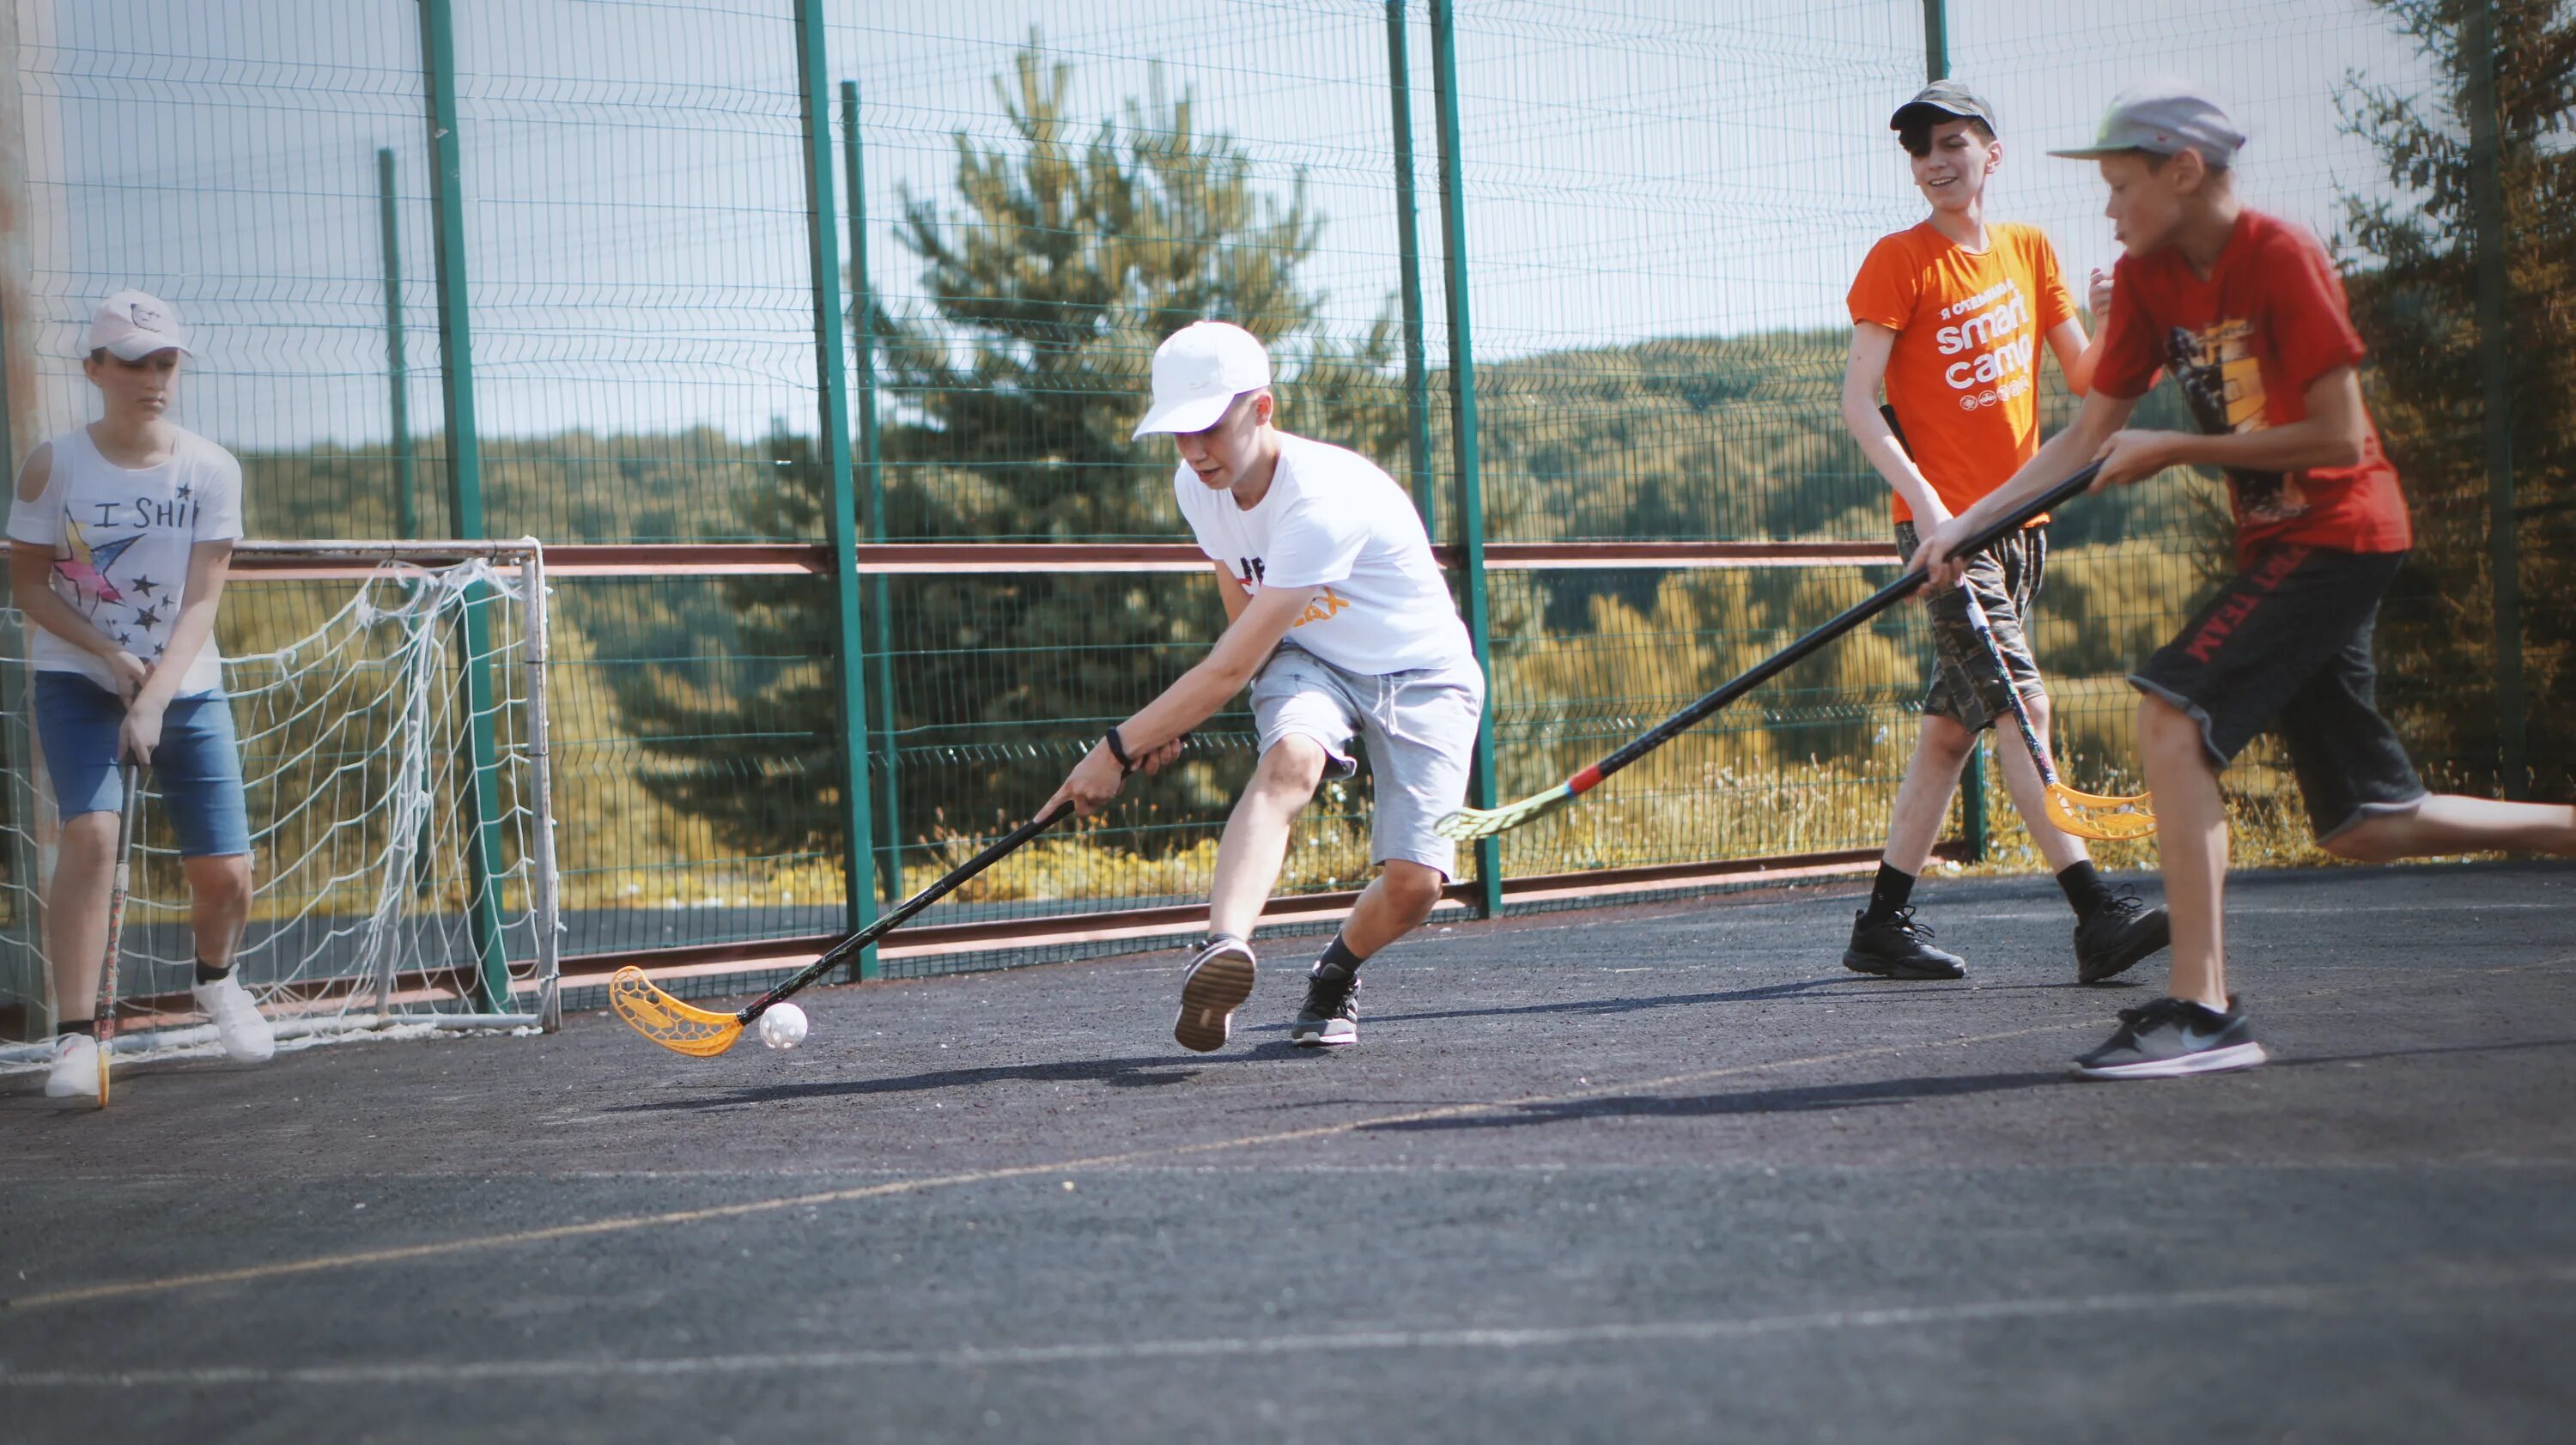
[88,290,192,361]
[1132,320,1272,439]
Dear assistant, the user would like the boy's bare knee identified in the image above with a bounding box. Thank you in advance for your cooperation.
[58,811,117,865]
[1250,737,1329,803]
[2020,690,2053,734]
[1377,860,1446,920]
[2136,694,2201,755]
[190,855,255,909]
[2318,817,2396,864]
[1918,714,1976,768]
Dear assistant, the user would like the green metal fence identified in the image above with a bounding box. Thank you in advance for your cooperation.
[3,0,2562,1021]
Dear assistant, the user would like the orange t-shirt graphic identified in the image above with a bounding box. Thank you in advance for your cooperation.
[1846,221,2077,523]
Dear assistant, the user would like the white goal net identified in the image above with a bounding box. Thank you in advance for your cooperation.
[1,540,560,1064]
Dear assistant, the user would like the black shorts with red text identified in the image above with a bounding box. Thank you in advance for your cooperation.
[2129,543,2426,841]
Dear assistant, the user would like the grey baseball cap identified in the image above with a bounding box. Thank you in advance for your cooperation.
[1889,79,1998,135]
[2050,81,2246,166]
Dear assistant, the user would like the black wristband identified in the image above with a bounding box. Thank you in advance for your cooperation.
[1103,726,1135,772]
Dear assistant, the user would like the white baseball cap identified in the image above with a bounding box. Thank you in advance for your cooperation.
[1132,320,1271,439]
[88,290,192,361]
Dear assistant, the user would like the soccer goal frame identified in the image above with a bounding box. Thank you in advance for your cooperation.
[0,537,562,1064]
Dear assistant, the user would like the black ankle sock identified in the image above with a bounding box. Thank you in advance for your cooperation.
[1316,933,1365,977]
[194,957,232,986]
[57,1018,98,1039]
[1863,863,1916,922]
[2057,861,2114,916]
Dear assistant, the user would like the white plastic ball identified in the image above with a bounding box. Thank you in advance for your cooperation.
[757,1002,808,1051]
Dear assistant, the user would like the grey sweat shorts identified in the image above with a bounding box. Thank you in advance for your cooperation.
[1249,644,1486,882]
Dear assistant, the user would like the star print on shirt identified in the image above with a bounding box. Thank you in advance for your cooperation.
[128,574,160,598]
[175,483,193,501]
[132,604,163,629]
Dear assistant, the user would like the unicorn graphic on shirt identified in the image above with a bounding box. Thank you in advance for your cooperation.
[54,516,140,607]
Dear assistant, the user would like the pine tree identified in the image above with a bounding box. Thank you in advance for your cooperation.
[607,43,1403,867]
[2338,0,2573,795]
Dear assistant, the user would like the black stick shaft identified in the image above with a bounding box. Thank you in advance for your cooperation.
[1582,462,2104,791]
[738,802,1074,1023]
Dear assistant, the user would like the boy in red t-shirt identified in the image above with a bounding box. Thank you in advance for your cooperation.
[1915,83,2576,1079]
[1839,80,2168,987]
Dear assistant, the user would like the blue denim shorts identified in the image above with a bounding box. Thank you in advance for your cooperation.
[33,671,252,857]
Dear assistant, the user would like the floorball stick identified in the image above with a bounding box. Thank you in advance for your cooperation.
[1435,460,2108,841]
[1954,589,2157,841]
[612,801,1076,1057]
[93,762,144,1107]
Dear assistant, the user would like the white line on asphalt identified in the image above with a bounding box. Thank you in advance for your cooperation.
[7,1269,2569,1388]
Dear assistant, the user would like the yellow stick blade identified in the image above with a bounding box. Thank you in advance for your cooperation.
[1434,789,1567,841]
[2044,785,2159,841]
[610,967,745,1057]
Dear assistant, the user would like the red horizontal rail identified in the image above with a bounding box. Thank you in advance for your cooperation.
[228,539,1900,580]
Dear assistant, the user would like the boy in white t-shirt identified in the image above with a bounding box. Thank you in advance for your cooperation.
[8,292,275,1099]
[1042,322,1485,1053]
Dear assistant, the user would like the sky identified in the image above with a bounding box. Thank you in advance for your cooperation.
[16,0,2443,453]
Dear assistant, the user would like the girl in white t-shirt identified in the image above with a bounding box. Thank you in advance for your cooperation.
[7,292,274,1100]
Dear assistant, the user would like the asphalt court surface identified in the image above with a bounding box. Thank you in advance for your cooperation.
[4,861,2573,1443]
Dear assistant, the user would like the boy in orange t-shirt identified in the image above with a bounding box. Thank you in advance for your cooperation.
[1839,81,2170,985]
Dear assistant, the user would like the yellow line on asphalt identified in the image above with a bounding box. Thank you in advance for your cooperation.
[6,1019,2085,1311]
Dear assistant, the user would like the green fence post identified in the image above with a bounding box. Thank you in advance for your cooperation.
[793,0,882,974]
[378,147,416,539]
[1384,1,1437,534]
[1426,0,1504,919]
[2466,0,2524,798]
[417,0,513,1007]
[1919,0,1987,861]
[841,79,903,914]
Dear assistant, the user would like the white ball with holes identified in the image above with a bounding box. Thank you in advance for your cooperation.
[757,1002,808,1051]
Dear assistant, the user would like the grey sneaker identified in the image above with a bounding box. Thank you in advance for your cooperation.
[2069,996,2266,1080]
[1289,962,1360,1047]
[1173,935,1256,1053]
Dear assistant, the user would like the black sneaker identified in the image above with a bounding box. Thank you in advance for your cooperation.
[1289,962,1360,1047]
[2074,891,2170,984]
[2069,996,2266,1080]
[1842,907,1966,981]
[1173,936,1257,1053]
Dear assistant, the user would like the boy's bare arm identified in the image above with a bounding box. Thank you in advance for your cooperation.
[2095,365,2368,485]
[1045,584,1313,816]
[1840,324,1950,525]
[1210,558,1250,627]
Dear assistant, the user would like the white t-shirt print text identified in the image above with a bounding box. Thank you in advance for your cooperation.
[5,424,246,696]
[1935,277,2038,412]
[1170,433,1473,677]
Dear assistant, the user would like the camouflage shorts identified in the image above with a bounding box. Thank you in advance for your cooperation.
[1893,520,2049,732]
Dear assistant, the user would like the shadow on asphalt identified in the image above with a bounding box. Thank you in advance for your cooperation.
[1355,1069,2069,1132]
[608,1053,1239,1111]
[1264,974,2135,1033]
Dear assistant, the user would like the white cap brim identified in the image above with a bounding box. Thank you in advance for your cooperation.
[100,335,191,361]
[1131,391,1234,440]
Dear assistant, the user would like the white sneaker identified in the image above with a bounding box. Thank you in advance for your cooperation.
[193,971,276,1063]
[44,1032,100,1099]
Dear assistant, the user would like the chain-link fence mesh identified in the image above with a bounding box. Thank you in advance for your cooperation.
[4,0,2561,1031]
